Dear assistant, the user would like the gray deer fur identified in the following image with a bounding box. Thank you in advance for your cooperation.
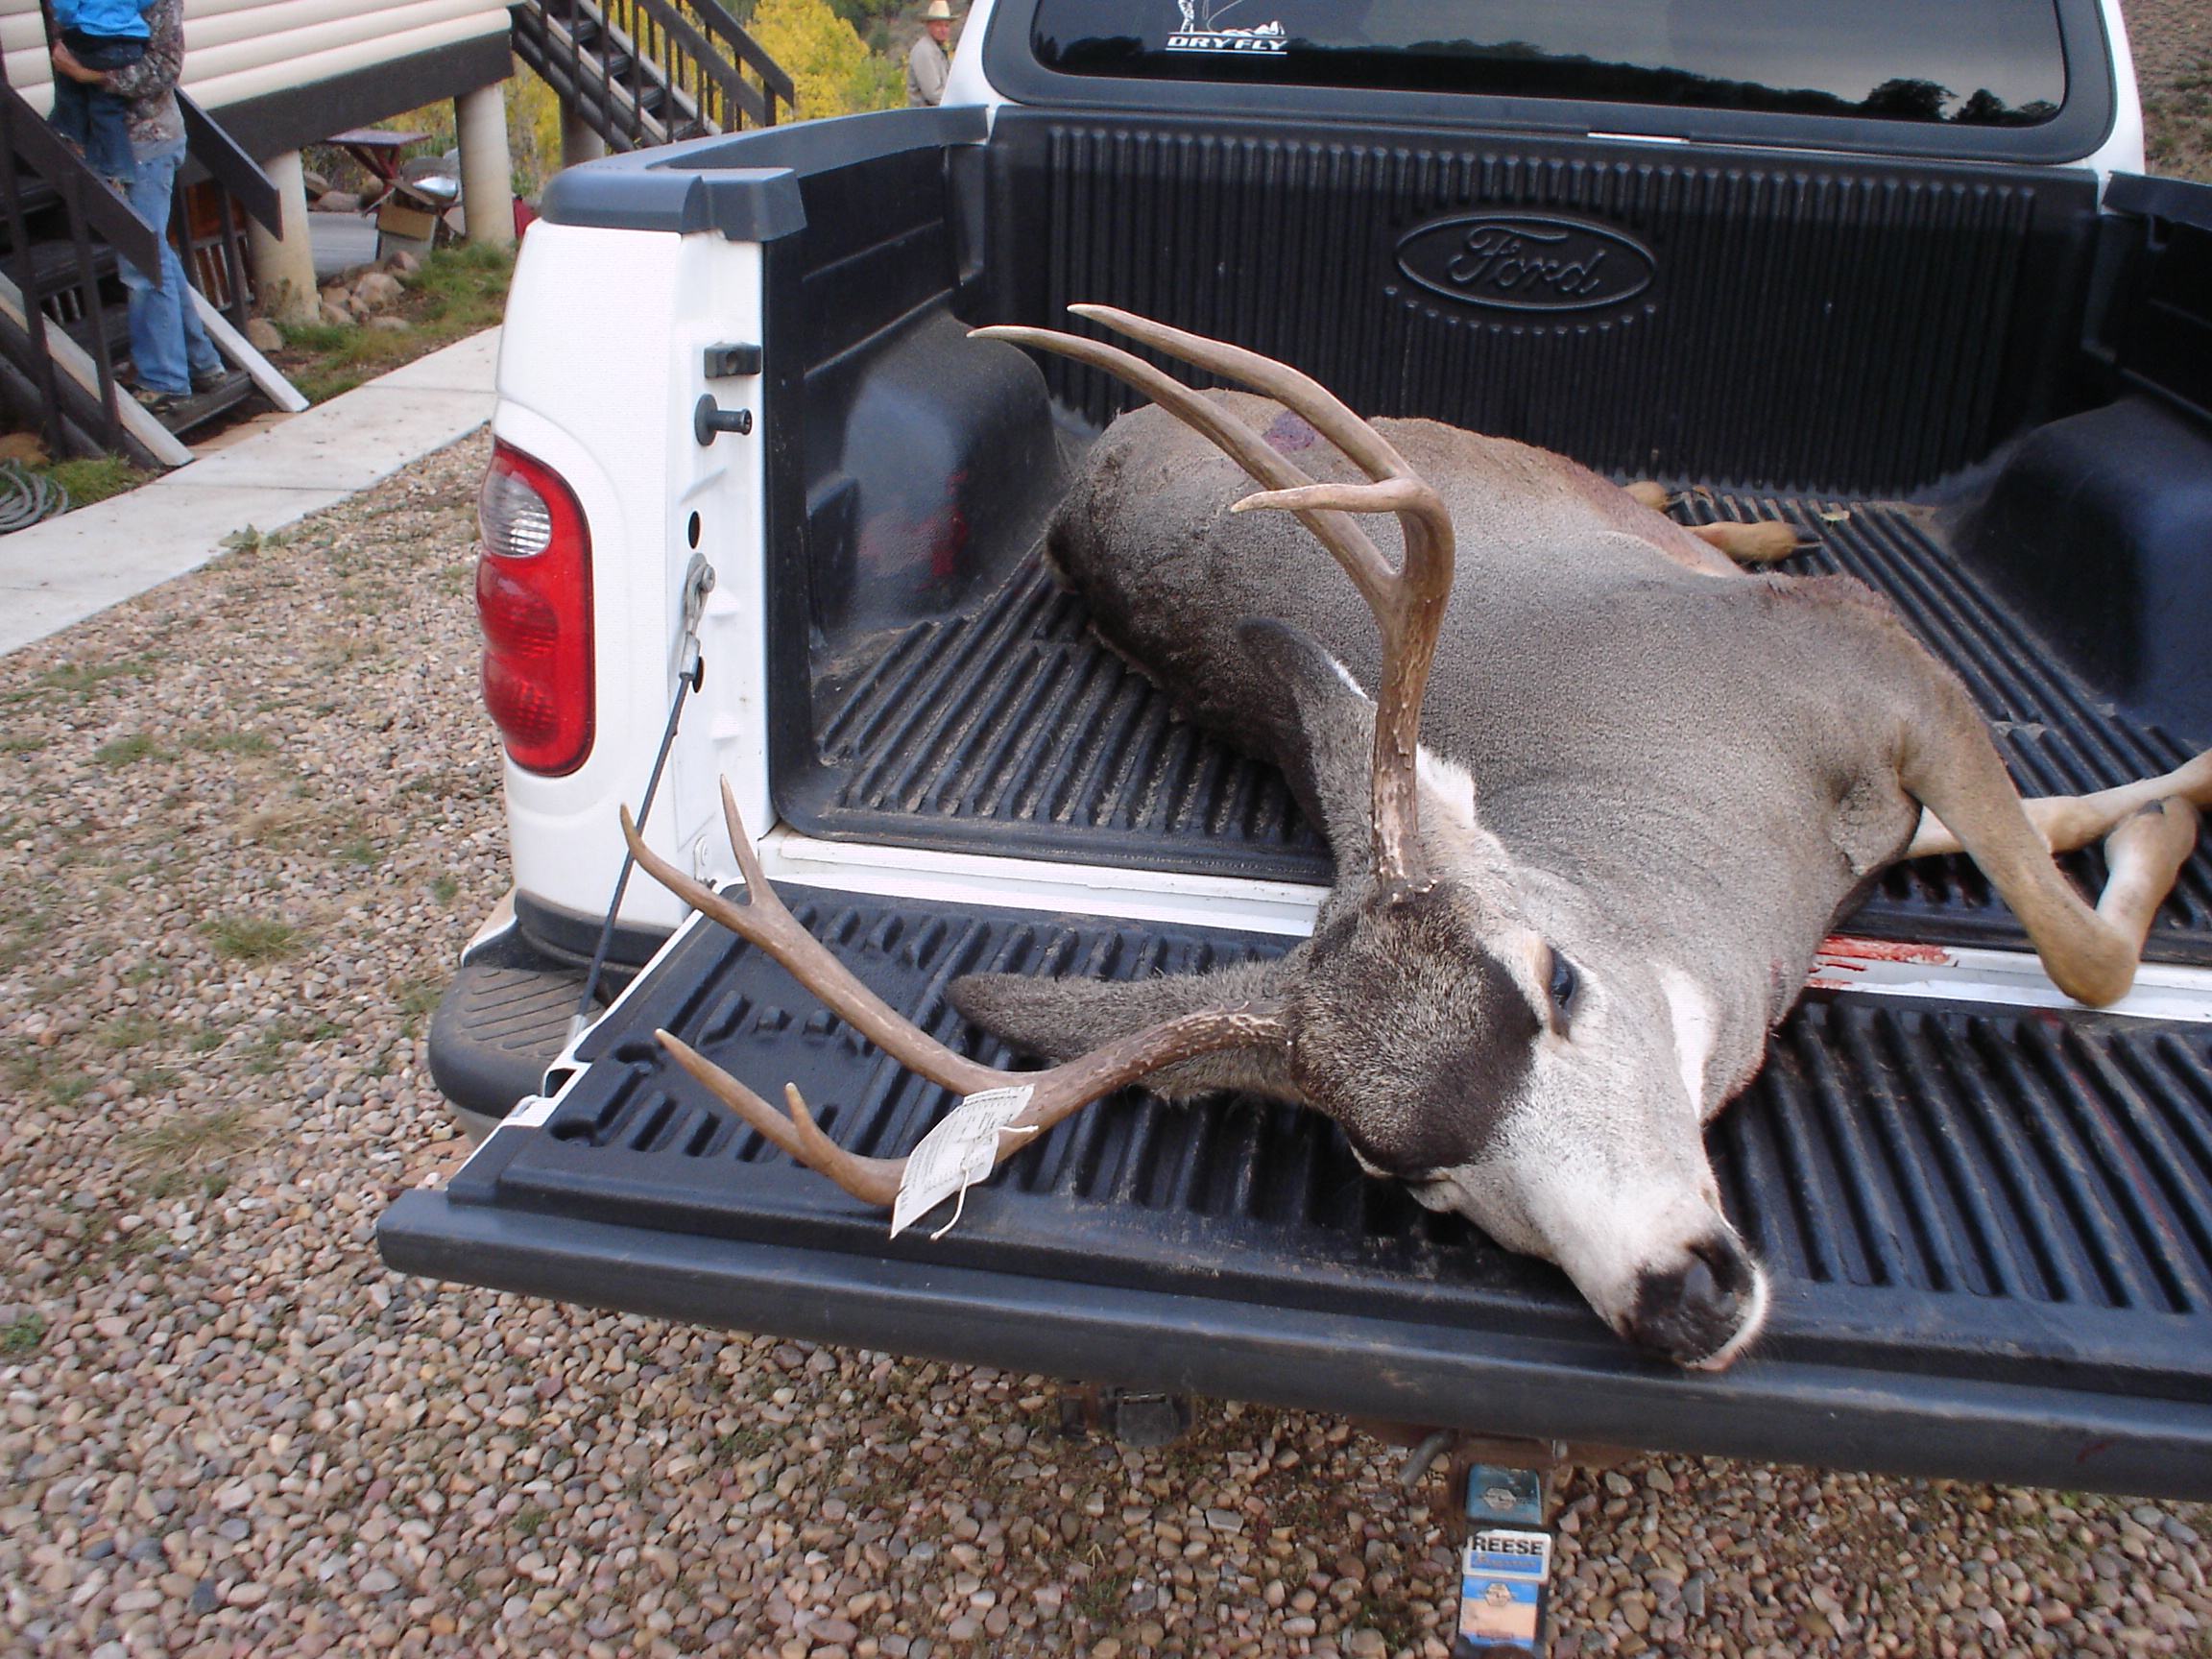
[948,313,2210,1370]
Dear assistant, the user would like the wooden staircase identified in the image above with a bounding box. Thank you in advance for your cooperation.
[0,81,286,467]
[513,0,795,152]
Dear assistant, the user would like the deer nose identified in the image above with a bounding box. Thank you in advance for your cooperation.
[1624,1230,1762,1368]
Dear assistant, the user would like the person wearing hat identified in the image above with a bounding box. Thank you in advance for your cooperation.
[907,0,955,107]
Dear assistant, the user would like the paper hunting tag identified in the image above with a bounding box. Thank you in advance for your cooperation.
[889,1084,1036,1240]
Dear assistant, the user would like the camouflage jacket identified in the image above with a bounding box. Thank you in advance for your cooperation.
[92,0,187,159]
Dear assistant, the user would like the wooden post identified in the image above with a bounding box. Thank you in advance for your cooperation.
[455,83,517,250]
[244,149,317,326]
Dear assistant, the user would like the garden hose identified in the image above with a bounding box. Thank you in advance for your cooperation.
[0,462,68,533]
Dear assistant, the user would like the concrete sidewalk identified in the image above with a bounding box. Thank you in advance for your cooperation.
[0,327,498,658]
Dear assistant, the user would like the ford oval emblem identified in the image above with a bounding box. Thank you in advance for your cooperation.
[1395,214,1654,312]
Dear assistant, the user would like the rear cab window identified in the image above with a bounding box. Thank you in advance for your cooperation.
[1032,0,2064,126]
[988,0,2115,163]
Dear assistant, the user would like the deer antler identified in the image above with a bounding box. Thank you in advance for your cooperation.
[971,304,1455,893]
[620,781,1286,1210]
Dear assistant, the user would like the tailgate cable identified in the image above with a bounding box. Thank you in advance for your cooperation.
[569,553,715,1044]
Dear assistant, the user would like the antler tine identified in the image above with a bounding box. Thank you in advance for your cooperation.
[657,1004,1286,1210]
[1069,303,1417,493]
[969,321,1399,606]
[973,309,1455,890]
[657,1031,908,1203]
[626,777,1289,1220]
[620,785,1001,1097]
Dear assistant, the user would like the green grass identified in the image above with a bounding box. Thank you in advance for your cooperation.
[94,733,163,767]
[514,1503,549,1539]
[45,455,144,508]
[277,242,513,404]
[97,1014,160,1050]
[204,916,301,962]
[429,874,460,903]
[714,1428,775,1460]
[0,1313,45,1357]
[188,729,276,757]
[394,975,443,1022]
[120,1110,253,1176]
[22,658,150,702]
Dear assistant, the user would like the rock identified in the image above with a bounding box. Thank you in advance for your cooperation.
[245,317,283,352]
[301,167,331,196]
[314,190,362,214]
[358,1567,401,1594]
[367,316,411,334]
[1346,1630,1388,1657]
[0,431,49,466]
[382,249,421,276]
[320,301,354,328]
[351,272,405,314]
[187,1581,219,1615]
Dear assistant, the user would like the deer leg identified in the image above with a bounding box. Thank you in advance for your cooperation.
[1623,481,1800,567]
[2091,798,2200,957]
[1895,676,2204,1005]
[1906,749,2212,857]
[1689,521,1800,565]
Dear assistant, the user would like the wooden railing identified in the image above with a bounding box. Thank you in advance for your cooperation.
[0,80,163,459]
[514,0,796,152]
[178,91,281,332]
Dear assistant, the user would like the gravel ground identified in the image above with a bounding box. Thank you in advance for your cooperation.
[2126,0,2212,182]
[3,440,2212,1652]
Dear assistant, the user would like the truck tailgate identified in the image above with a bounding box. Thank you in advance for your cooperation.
[381,883,2212,1501]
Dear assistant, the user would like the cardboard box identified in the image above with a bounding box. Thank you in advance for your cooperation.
[375,199,439,242]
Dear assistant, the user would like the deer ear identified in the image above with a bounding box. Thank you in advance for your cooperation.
[1236,618,1382,868]
[950,957,1303,1103]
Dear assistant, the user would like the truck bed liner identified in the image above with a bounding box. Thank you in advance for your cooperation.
[785,491,2212,964]
[382,885,2212,1498]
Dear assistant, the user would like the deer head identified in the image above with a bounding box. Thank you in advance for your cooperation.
[625,307,1769,1370]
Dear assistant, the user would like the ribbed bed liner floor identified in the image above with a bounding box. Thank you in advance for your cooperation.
[791,493,2212,964]
[470,888,2212,1407]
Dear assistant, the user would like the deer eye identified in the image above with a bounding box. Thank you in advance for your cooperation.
[1547,950,1580,1023]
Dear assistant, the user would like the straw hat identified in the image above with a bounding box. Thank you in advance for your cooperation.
[924,1,954,18]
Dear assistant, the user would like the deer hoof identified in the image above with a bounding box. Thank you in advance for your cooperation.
[1691,520,1801,565]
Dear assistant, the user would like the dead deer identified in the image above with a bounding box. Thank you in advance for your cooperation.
[622,306,2212,1370]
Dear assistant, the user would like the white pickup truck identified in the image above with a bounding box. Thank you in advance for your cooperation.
[382,0,2212,1498]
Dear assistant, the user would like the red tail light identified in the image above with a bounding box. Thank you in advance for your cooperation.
[476,443,593,775]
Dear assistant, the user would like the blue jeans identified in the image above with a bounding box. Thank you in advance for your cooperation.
[115,142,223,396]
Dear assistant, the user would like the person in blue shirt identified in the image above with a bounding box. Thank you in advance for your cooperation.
[47,0,156,180]
[50,0,230,420]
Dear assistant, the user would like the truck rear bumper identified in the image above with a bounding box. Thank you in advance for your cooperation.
[384,884,2212,1503]
[381,1181,2212,1501]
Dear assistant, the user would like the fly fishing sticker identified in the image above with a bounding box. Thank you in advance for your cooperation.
[1166,0,1286,52]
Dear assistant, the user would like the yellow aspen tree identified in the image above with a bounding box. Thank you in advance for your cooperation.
[748,0,901,119]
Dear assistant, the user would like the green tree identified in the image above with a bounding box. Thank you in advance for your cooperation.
[749,0,903,118]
